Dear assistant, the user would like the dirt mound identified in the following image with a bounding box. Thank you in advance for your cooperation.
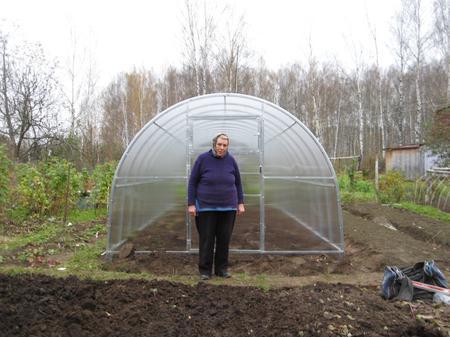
[1,274,447,337]
[344,203,450,247]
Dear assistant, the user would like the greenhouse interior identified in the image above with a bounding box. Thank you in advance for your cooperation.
[107,93,344,255]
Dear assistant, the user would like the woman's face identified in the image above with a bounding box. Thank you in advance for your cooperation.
[215,136,229,157]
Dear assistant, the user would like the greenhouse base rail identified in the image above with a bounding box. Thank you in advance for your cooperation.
[105,248,344,256]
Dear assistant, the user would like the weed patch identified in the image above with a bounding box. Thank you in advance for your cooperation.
[394,202,450,222]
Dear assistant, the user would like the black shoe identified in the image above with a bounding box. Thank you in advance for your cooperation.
[215,271,231,278]
[200,274,211,280]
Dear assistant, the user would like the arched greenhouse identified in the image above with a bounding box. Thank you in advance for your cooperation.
[107,93,344,255]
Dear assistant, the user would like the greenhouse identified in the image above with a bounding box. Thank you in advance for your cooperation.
[107,93,344,255]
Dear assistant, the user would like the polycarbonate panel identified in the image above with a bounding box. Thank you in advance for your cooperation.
[107,93,343,255]
[264,123,332,177]
[109,178,186,251]
[231,194,260,249]
[264,178,342,251]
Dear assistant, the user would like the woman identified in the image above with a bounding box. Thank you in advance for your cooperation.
[188,133,245,280]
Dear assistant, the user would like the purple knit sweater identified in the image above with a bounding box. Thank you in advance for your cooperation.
[188,150,244,211]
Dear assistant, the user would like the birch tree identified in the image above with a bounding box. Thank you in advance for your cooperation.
[403,0,431,142]
[158,67,181,111]
[215,9,248,92]
[367,16,386,156]
[181,0,215,95]
[433,0,450,104]
[305,43,323,142]
[79,55,100,167]
[342,38,366,164]
[391,8,412,144]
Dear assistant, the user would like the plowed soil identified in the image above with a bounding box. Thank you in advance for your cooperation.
[1,203,449,336]
[106,203,450,281]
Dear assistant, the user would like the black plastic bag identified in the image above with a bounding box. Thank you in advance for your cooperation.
[381,260,448,301]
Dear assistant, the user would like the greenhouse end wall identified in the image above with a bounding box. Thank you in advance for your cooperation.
[107,93,344,255]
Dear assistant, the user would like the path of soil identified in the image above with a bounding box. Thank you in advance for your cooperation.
[105,203,450,282]
[0,273,448,337]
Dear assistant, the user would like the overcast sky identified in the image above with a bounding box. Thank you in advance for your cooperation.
[1,0,402,85]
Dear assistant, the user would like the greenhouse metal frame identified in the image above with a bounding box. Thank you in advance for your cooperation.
[107,93,344,256]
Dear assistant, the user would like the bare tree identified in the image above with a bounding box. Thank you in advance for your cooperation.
[341,39,366,164]
[181,0,216,96]
[305,41,324,142]
[367,14,386,156]
[277,64,302,119]
[0,34,59,161]
[254,58,278,102]
[66,28,82,135]
[158,67,182,111]
[99,70,158,161]
[390,7,412,144]
[433,0,450,103]
[215,8,248,92]
[403,0,432,142]
[79,53,101,167]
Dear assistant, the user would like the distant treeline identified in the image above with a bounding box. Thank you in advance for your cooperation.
[0,0,449,170]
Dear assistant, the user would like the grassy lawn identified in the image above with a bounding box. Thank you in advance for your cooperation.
[0,208,108,272]
[394,201,450,222]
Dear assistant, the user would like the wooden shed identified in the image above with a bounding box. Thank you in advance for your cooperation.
[384,144,438,180]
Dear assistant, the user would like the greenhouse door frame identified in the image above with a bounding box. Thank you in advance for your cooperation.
[185,114,266,253]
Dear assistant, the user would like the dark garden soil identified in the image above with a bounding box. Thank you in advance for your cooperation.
[1,273,448,337]
[1,203,449,336]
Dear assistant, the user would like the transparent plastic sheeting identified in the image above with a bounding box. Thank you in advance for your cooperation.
[107,93,344,255]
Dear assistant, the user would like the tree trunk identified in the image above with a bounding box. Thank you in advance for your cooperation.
[1,42,16,154]
[447,0,450,103]
[333,98,341,159]
[356,79,364,164]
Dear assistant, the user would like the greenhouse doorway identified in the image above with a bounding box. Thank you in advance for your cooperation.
[186,115,264,253]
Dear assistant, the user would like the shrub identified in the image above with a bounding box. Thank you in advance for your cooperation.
[340,191,355,204]
[346,165,357,190]
[337,173,377,204]
[354,179,374,193]
[378,170,406,204]
[338,174,351,191]
[16,164,49,215]
[0,145,10,213]
[41,158,81,215]
[14,158,82,217]
[90,161,117,208]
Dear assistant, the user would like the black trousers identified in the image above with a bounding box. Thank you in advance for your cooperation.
[195,211,236,275]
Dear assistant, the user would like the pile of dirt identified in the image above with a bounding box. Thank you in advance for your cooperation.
[1,274,448,337]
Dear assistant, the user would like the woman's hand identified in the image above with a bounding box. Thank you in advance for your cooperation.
[238,203,245,215]
[188,205,197,217]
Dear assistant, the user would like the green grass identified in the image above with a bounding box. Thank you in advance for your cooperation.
[394,202,450,222]
[0,221,63,250]
[0,264,158,282]
[64,237,106,272]
[338,174,377,204]
[65,207,107,223]
[0,208,107,252]
[254,273,270,292]
[339,190,377,204]
[5,207,29,223]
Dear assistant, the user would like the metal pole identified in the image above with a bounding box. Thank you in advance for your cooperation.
[186,105,193,251]
[259,105,265,252]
